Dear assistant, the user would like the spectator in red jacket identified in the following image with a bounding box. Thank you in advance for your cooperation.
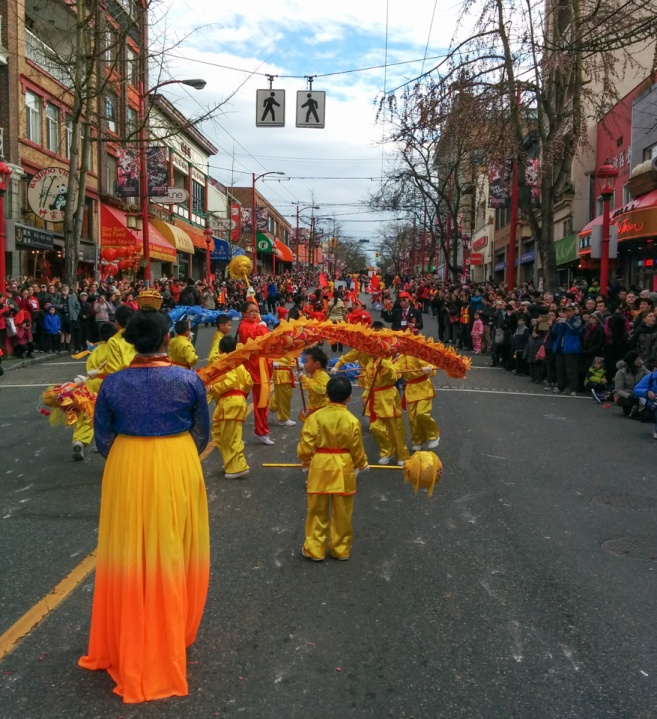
[12,319,36,359]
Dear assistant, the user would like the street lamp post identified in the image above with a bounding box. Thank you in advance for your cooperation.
[0,158,13,296]
[252,171,284,277]
[597,159,619,297]
[204,226,213,284]
[138,78,206,286]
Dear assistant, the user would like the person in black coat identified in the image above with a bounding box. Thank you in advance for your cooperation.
[382,292,423,332]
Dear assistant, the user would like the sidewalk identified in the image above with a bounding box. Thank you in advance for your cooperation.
[1,350,72,373]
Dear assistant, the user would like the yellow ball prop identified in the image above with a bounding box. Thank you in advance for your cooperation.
[228,255,253,282]
[402,451,443,497]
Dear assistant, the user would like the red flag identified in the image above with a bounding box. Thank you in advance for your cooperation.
[319,273,328,288]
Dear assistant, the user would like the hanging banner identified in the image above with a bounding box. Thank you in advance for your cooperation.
[290,228,310,244]
[525,158,540,205]
[231,203,241,242]
[146,147,168,197]
[241,207,268,234]
[116,148,140,198]
[488,160,512,209]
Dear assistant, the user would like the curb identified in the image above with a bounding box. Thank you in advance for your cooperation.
[2,350,72,373]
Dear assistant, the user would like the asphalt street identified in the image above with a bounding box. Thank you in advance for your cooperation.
[0,314,656,718]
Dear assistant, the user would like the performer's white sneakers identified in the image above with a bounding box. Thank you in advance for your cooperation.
[225,469,250,479]
[277,419,296,427]
[72,441,84,461]
[255,433,275,445]
[397,460,406,466]
[302,546,323,562]
[411,444,422,451]
[378,455,391,465]
[426,437,440,449]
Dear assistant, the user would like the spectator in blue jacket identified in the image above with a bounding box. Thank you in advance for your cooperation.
[632,368,657,439]
[43,304,61,353]
[266,280,278,314]
[552,304,582,396]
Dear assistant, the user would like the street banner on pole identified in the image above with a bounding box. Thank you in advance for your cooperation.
[256,89,286,127]
[116,148,140,198]
[488,160,511,208]
[146,147,168,197]
[296,91,326,129]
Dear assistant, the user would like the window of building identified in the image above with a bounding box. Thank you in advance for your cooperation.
[106,93,117,133]
[284,229,289,244]
[126,47,137,86]
[562,217,573,238]
[65,116,73,159]
[106,154,117,194]
[588,174,596,222]
[45,104,60,153]
[642,143,657,162]
[127,107,138,140]
[596,193,616,216]
[25,91,41,144]
[105,31,116,66]
[623,184,631,205]
[192,180,205,213]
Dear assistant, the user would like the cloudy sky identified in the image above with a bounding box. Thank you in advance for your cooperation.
[152,0,463,254]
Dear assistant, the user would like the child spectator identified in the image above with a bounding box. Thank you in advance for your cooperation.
[613,351,649,417]
[511,315,530,375]
[585,356,608,403]
[471,311,484,354]
[43,304,61,353]
[297,375,369,561]
[12,318,36,359]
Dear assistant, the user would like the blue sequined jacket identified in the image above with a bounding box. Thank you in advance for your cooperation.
[94,359,210,458]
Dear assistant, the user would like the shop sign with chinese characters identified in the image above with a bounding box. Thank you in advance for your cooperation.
[27,168,78,223]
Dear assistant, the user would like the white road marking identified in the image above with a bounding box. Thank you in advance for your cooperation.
[433,387,590,399]
[0,384,54,388]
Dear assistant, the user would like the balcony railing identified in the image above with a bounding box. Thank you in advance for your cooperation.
[25,28,72,89]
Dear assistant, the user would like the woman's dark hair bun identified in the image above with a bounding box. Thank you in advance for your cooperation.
[124,310,169,354]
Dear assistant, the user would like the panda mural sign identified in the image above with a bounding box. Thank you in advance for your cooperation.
[27,167,78,224]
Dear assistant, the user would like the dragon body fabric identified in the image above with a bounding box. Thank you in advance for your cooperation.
[41,319,470,424]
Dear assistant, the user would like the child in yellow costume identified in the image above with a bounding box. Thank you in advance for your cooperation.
[330,348,372,388]
[98,305,137,378]
[168,320,198,369]
[299,346,329,418]
[71,322,117,461]
[362,355,411,466]
[298,375,369,561]
[209,335,254,479]
[269,355,297,427]
[208,314,233,365]
[394,354,440,451]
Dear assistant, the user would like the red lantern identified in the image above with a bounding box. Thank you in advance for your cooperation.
[102,247,117,262]
[118,259,130,270]
[106,264,118,276]
[125,246,134,258]
[115,247,126,259]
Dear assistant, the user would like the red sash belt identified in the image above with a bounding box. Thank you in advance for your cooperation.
[367,384,395,420]
[316,448,348,454]
[220,389,246,399]
[402,376,429,409]
[277,366,296,388]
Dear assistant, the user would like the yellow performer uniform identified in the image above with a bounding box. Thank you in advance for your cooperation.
[208,330,227,365]
[210,365,253,476]
[168,335,198,369]
[72,341,110,448]
[268,355,296,422]
[333,349,372,388]
[362,358,410,464]
[394,354,439,449]
[99,328,137,378]
[301,368,329,412]
[298,403,369,560]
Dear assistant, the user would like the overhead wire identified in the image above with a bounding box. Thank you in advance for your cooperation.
[421,0,439,76]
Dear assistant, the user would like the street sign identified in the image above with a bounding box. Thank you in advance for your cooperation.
[157,187,189,205]
[590,224,618,259]
[469,253,483,265]
[208,216,233,231]
[256,89,286,127]
[296,91,326,129]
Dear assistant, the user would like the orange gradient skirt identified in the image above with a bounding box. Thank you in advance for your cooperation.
[79,432,210,703]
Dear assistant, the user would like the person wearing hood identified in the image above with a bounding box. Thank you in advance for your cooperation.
[613,350,650,416]
[631,365,657,439]
[631,310,657,369]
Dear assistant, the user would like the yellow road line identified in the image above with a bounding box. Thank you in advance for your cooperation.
[0,414,248,663]
[0,551,97,661]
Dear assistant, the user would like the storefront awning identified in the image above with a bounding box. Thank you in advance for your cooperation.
[151,218,195,254]
[100,204,176,263]
[274,240,294,262]
[256,233,274,253]
[232,245,246,258]
[210,238,231,262]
